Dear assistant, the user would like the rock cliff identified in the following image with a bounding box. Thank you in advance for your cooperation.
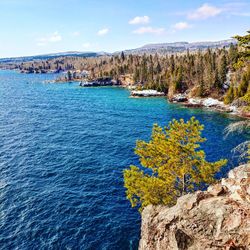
[139,164,250,250]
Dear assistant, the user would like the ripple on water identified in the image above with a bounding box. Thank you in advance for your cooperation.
[0,70,247,249]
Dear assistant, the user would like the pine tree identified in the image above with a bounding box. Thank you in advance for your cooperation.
[124,117,227,211]
[121,51,125,62]
[224,85,235,104]
[67,71,72,81]
[234,30,250,62]
[199,77,205,97]
[140,54,148,83]
[169,55,175,74]
[214,68,220,90]
[133,68,140,83]
[175,66,183,92]
[238,73,249,97]
[228,44,238,65]
[218,53,227,85]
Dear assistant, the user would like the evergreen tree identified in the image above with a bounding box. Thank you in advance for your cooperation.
[224,85,235,104]
[121,51,125,62]
[238,69,250,97]
[67,71,72,81]
[124,117,227,211]
[175,66,183,92]
[234,30,250,62]
[199,77,205,97]
[214,68,220,90]
[218,53,227,85]
[228,44,238,66]
[169,55,175,74]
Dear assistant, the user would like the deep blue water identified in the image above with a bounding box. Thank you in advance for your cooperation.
[0,70,247,250]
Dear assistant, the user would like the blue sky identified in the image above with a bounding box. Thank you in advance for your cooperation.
[0,0,249,57]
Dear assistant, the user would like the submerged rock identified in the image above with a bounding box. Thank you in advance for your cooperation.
[139,164,250,250]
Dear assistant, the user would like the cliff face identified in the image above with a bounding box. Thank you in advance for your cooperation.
[139,164,250,250]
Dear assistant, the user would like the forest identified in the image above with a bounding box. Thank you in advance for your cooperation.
[5,32,250,108]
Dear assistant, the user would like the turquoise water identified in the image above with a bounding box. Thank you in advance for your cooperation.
[0,70,247,249]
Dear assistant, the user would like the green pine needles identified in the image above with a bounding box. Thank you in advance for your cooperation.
[123,117,227,212]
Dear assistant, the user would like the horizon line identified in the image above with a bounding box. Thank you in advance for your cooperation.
[0,37,236,60]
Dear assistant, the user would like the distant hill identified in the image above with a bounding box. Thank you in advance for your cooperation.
[122,39,237,54]
[0,39,237,64]
[0,51,108,64]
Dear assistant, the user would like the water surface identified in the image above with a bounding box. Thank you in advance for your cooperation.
[0,70,247,249]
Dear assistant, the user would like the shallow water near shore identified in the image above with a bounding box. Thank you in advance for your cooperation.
[0,70,248,249]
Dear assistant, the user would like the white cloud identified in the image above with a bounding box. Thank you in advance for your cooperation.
[82,42,91,48]
[72,31,80,37]
[37,31,62,46]
[173,22,192,30]
[129,16,150,25]
[97,28,109,36]
[188,3,222,20]
[133,26,165,35]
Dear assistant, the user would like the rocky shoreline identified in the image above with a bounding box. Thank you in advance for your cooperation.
[172,95,234,112]
[166,93,249,118]
[130,89,165,97]
[129,90,250,118]
[32,73,250,119]
[139,164,250,250]
[179,97,250,119]
[6,68,248,118]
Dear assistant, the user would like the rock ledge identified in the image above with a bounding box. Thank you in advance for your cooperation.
[139,164,250,250]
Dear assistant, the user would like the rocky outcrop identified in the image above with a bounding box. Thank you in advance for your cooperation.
[130,89,165,97]
[139,164,250,250]
[170,94,188,103]
[184,97,233,112]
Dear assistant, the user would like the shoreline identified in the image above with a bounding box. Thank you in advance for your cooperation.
[128,89,249,119]
[171,97,250,119]
[171,98,249,119]
[4,69,249,119]
[178,101,249,119]
[46,82,250,119]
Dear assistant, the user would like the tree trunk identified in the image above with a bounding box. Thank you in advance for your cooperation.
[182,174,186,195]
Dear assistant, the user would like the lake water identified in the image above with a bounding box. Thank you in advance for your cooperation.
[0,70,247,249]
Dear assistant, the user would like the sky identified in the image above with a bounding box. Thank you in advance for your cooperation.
[0,0,249,58]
